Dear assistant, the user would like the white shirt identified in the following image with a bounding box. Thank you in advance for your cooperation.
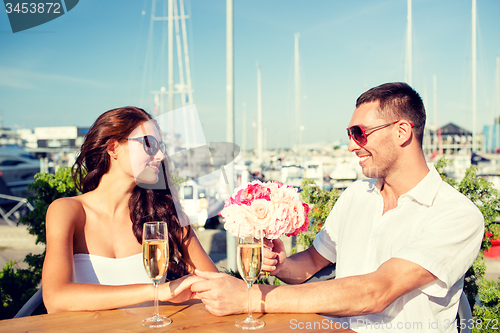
[313,166,484,333]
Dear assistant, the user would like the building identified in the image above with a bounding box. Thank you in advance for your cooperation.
[423,122,481,157]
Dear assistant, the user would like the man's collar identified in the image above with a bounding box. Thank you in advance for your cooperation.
[403,166,441,206]
[365,166,442,206]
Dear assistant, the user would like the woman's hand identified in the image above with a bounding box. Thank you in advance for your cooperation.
[262,238,287,276]
[159,274,206,303]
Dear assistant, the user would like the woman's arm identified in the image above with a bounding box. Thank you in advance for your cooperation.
[42,198,201,313]
[183,227,219,273]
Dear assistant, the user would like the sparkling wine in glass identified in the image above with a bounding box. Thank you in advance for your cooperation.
[142,221,171,327]
[235,227,265,330]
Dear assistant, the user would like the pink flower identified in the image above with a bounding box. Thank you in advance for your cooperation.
[286,203,310,237]
[220,181,310,240]
[234,182,271,205]
[265,203,292,239]
[250,199,274,229]
[286,218,309,237]
[221,204,254,235]
[264,182,281,194]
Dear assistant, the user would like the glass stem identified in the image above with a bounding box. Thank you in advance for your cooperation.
[154,281,159,319]
[247,282,253,321]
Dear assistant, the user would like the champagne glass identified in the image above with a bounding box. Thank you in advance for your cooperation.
[142,221,171,327]
[235,226,265,330]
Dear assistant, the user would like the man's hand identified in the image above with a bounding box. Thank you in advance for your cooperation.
[160,274,206,303]
[191,270,251,316]
[262,238,287,276]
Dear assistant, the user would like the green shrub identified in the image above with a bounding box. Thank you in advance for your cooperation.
[435,157,500,321]
[295,179,340,251]
[298,158,500,324]
[0,167,79,318]
[472,277,500,333]
[0,261,41,319]
[21,167,79,246]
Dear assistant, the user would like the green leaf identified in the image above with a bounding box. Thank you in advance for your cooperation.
[2,167,79,318]
[295,179,340,251]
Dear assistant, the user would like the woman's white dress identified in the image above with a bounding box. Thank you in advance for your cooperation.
[73,253,155,285]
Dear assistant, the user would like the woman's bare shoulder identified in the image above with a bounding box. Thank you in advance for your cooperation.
[46,196,86,226]
[48,196,85,210]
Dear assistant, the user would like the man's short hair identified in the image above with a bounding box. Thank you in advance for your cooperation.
[356,82,426,146]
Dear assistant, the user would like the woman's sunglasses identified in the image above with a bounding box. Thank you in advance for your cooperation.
[347,120,414,146]
[128,135,167,156]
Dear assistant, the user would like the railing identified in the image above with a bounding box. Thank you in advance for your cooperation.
[0,194,34,226]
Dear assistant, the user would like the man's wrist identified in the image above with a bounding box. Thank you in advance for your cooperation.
[275,263,292,282]
[274,258,288,279]
[253,285,271,313]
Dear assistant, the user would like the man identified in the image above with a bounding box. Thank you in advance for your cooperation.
[192,82,484,332]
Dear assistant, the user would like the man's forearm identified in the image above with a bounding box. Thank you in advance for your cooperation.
[254,257,437,317]
[274,247,330,284]
[254,275,382,316]
[274,253,316,284]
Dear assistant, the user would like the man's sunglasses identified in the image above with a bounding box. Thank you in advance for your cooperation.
[347,120,414,146]
[128,135,167,156]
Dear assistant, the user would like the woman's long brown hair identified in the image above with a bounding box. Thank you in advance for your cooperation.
[72,106,193,277]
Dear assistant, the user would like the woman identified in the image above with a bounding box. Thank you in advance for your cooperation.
[42,107,217,313]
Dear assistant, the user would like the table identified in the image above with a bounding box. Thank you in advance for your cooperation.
[0,300,355,332]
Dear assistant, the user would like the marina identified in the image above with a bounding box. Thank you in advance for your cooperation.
[2,125,500,225]
[1,0,500,325]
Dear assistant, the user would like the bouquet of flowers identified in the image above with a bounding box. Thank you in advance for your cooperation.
[221,181,310,239]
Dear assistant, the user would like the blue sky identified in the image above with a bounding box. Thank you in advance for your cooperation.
[1,0,500,149]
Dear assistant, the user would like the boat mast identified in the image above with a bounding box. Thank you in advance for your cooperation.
[242,102,247,159]
[257,62,263,163]
[146,0,195,150]
[496,56,500,151]
[433,75,442,155]
[180,0,193,105]
[168,0,174,112]
[422,80,432,156]
[173,0,186,107]
[145,2,194,110]
[294,33,301,149]
[472,0,477,152]
[405,0,412,85]
[225,0,236,271]
[226,0,234,151]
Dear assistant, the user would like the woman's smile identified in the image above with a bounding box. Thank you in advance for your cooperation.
[146,162,160,174]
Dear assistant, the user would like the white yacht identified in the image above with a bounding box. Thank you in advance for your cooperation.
[0,146,40,197]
